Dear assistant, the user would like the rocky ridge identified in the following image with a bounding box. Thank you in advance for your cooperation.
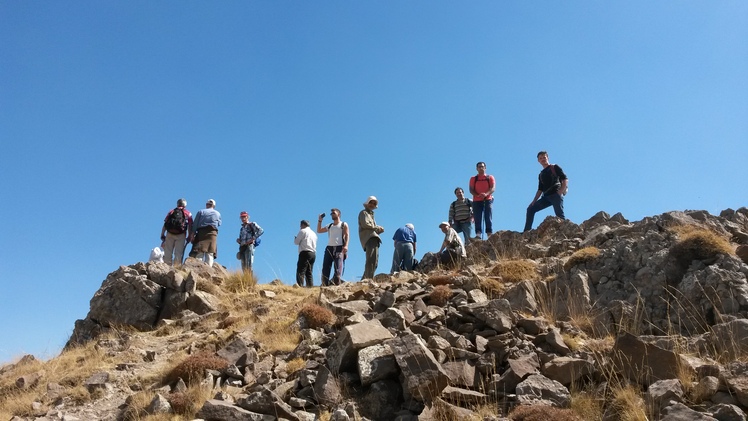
[3,208,748,420]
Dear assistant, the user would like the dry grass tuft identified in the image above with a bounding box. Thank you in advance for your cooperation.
[609,384,648,421]
[490,260,539,283]
[223,270,258,293]
[669,226,733,266]
[479,277,507,299]
[121,390,155,421]
[429,285,453,306]
[509,404,581,420]
[427,275,454,286]
[285,358,306,376]
[564,247,600,270]
[164,352,229,386]
[571,390,604,420]
[168,385,212,416]
[298,304,335,329]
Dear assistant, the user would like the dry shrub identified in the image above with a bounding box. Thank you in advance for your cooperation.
[427,275,454,286]
[670,226,733,266]
[254,316,301,353]
[480,277,507,299]
[429,285,453,306]
[165,352,228,385]
[223,270,258,293]
[299,304,335,329]
[564,247,600,270]
[490,260,539,283]
[285,358,306,376]
[509,404,581,420]
[168,385,212,416]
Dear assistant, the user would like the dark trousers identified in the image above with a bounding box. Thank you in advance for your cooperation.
[472,198,493,237]
[363,237,380,280]
[321,245,345,286]
[296,251,316,287]
[524,193,565,232]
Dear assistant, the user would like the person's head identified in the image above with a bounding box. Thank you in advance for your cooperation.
[454,187,464,199]
[537,151,549,166]
[476,162,486,174]
[364,196,378,210]
[177,198,187,208]
[331,208,341,220]
[405,223,415,231]
[439,221,450,233]
[206,199,216,208]
[240,211,248,223]
[300,220,310,228]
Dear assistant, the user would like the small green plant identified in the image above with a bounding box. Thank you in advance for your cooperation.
[490,260,539,283]
[564,247,600,270]
[429,285,452,306]
[298,304,335,329]
[164,352,229,385]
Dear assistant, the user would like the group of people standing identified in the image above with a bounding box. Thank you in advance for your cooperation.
[159,150,568,288]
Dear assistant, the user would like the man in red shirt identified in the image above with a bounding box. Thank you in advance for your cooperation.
[469,162,496,240]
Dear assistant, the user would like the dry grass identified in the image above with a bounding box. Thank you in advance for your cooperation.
[479,277,508,299]
[571,390,604,420]
[298,304,335,329]
[427,274,455,286]
[285,358,306,377]
[669,226,733,267]
[168,385,213,416]
[490,260,539,283]
[223,270,259,293]
[564,247,600,270]
[163,352,229,386]
[509,404,581,420]
[429,285,453,306]
[608,384,648,421]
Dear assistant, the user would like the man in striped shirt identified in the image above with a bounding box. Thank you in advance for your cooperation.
[449,187,473,245]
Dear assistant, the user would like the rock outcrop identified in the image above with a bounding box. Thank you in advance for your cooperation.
[6,207,748,420]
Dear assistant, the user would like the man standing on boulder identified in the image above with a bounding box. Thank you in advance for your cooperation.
[237,211,264,273]
[448,187,473,245]
[160,198,193,266]
[317,208,349,286]
[469,162,496,240]
[358,196,385,280]
[294,220,317,287]
[191,199,221,266]
[524,150,568,232]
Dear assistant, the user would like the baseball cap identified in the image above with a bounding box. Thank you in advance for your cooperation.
[207,199,216,206]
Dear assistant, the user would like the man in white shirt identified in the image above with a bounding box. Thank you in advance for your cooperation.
[317,208,349,286]
[294,220,318,287]
[438,222,466,269]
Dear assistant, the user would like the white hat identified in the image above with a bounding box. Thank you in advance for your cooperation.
[207,199,216,206]
[364,196,378,207]
[439,221,450,228]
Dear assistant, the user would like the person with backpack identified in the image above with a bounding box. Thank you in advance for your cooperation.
[317,208,349,286]
[448,187,473,245]
[469,162,496,240]
[237,211,264,273]
[191,199,222,267]
[523,150,569,232]
[160,198,193,266]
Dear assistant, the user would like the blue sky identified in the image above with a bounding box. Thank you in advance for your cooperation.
[1,2,746,363]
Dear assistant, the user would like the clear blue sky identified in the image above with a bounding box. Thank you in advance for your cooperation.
[1,2,746,364]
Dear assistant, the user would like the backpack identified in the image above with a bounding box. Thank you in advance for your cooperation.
[250,222,262,247]
[548,165,569,195]
[165,208,186,234]
[470,175,494,193]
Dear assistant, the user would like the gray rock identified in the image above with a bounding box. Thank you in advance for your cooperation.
[236,386,299,421]
[661,402,717,420]
[710,403,747,421]
[388,333,449,403]
[646,379,684,410]
[515,374,571,407]
[357,343,399,387]
[196,399,274,421]
[327,319,394,374]
[465,299,516,333]
[542,356,594,385]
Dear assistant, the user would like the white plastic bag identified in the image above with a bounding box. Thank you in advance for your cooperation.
[149,246,164,263]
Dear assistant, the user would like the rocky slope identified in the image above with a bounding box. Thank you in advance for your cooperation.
[2,208,748,421]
